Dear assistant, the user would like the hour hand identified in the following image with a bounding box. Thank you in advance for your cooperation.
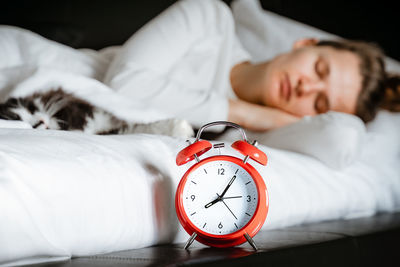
[204,197,220,208]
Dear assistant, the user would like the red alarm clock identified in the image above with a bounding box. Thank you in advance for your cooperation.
[175,121,268,250]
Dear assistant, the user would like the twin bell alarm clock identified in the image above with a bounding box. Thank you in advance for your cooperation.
[175,121,269,250]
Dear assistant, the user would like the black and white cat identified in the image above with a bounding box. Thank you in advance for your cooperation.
[0,88,194,137]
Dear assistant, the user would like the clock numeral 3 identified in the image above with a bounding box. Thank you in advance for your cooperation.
[247,195,251,202]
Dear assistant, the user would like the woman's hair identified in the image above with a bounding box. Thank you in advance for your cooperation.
[316,40,400,123]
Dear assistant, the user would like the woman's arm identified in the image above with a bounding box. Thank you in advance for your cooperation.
[228,98,300,131]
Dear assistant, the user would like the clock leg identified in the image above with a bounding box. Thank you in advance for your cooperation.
[184,232,198,250]
[186,140,200,162]
[243,141,258,164]
[244,232,258,251]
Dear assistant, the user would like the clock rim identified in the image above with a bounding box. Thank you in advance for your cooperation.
[175,155,268,247]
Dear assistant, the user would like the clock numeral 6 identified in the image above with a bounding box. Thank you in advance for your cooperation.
[218,222,223,229]
[218,168,225,175]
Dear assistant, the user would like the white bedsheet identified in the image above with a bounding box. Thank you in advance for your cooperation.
[0,128,399,266]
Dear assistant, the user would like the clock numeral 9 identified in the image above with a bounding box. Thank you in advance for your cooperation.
[191,195,195,201]
[247,195,251,202]
[218,168,225,175]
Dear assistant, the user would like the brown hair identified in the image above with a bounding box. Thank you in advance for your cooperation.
[317,40,400,123]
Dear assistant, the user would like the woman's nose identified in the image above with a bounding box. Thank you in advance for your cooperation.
[295,77,325,97]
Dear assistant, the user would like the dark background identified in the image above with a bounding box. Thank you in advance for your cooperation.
[1,0,399,60]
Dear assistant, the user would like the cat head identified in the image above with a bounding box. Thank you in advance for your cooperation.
[0,91,68,130]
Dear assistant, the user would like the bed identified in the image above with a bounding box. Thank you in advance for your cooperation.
[1,0,399,266]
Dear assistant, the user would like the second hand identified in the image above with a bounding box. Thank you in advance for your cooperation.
[217,193,237,220]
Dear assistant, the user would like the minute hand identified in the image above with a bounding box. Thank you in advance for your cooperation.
[219,175,236,198]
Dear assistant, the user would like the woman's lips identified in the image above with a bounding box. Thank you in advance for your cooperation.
[280,73,291,102]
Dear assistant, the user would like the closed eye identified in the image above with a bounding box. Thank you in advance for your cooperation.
[32,121,44,128]
[315,57,330,79]
[314,92,330,114]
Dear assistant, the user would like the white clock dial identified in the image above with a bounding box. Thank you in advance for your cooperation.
[182,160,259,235]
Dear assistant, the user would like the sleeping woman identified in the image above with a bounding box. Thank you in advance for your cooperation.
[104,0,399,132]
[0,0,398,135]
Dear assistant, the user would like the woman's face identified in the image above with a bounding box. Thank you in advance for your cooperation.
[261,41,362,116]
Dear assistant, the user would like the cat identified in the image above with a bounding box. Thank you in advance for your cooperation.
[0,88,194,137]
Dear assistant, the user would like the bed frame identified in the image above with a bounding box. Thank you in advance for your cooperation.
[1,1,399,266]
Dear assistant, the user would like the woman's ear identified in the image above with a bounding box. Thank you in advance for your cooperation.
[292,38,319,50]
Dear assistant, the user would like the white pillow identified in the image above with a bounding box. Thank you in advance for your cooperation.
[364,111,400,158]
[219,112,366,169]
[231,0,337,63]
[250,112,367,169]
[231,0,400,72]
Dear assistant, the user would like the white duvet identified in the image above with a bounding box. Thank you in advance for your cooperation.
[0,127,399,266]
[1,0,400,266]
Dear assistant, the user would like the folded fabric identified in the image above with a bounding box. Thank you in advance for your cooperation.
[0,25,109,81]
[220,112,366,169]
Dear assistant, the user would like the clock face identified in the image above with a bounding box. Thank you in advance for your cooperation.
[182,159,259,235]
